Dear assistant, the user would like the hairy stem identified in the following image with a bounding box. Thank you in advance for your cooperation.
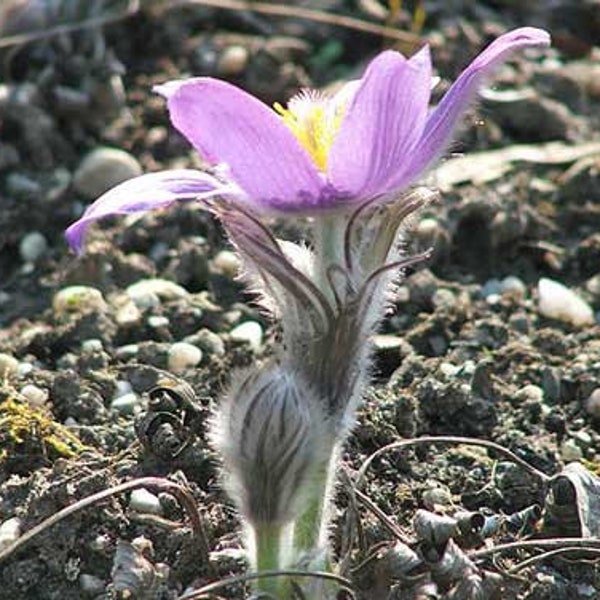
[254,523,285,596]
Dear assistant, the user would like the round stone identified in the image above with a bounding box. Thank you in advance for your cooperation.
[73,147,143,199]
[129,488,163,516]
[20,384,48,407]
[0,353,19,379]
[19,231,48,263]
[53,286,106,314]
[229,321,263,352]
[168,342,203,373]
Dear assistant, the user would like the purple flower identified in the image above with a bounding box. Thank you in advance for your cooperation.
[66,27,549,253]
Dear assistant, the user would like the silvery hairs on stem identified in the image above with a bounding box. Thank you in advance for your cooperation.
[209,187,436,432]
[211,363,333,539]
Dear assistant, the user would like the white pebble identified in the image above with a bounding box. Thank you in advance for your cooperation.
[538,278,594,327]
[514,384,544,403]
[113,296,142,325]
[212,250,241,278]
[19,231,48,263]
[147,315,170,329]
[20,384,48,407]
[110,392,141,415]
[79,573,105,595]
[81,339,103,353]
[0,353,19,378]
[53,286,106,314]
[229,321,263,352]
[115,344,139,360]
[0,517,21,551]
[500,275,526,298]
[17,362,34,377]
[113,380,133,400]
[482,278,502,298]
[73,147,142,199]
[217,45,249,76]
[560,438,583,462]
[439,362,461,378]
[129,488,163,515]
[168,342,202,373]
[585,388,600,419]
[127,279,189,308]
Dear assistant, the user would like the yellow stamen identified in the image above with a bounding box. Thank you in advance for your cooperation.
[274,93,345,172]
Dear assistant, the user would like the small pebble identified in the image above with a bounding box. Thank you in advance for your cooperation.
[19,384,48,407]
[113,380,133,400]
[585,388,600,419]
[482,278,502,299]
[168,342,202,373]
[79,573,105,595]
[19,231,48,263]
[73,147,143,199]
[500,275,527,298]
[0,517,21,551]
[229,321,263,352]
[573,430,592,449]
[110,392,142,415]
[560,438,583,462]
[53,286,106,314]
[217,45,249,76]
[89,533,111,552]
[537,277,594,327]
[439,362,461,378]
[185,328,225,357]
[127,279,189,308]
[17,362,34,377]
[432,288,456,310]
[6,172,41,198]
[147,315,170,329]
[129,488,163,516]
[115,344,140,360]
[0,353,19,378]
[212,250,241,278]
[81,339,103,353]
[115,300,142,326]
[514,384,544,403]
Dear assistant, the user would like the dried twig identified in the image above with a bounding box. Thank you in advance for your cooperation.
[0,0,140,48]
[353,487,412,545]
[470,536,600,561]
[355,436,551,489]
[0,476,211,568]
[173,0,424,46]
[508,546,600,573]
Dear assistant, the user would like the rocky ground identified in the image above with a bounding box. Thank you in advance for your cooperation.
[0,1,599,599]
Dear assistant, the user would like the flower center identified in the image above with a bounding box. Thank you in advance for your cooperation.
[274,91,345,172]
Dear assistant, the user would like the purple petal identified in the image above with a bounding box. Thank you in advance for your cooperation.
[402,27,551,184]
[327,46,432,198]
[155,79,328,212]
[65,169,232,253]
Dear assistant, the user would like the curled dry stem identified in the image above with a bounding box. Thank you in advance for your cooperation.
[507,545,600,574]
[355,436,551,490]
[469,536,600,561]
[0,476,211,570]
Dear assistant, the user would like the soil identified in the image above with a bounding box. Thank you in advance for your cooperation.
[0,1,599,599]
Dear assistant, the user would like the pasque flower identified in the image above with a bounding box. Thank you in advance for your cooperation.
[66,27,550,253]
[65,27,550,596]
